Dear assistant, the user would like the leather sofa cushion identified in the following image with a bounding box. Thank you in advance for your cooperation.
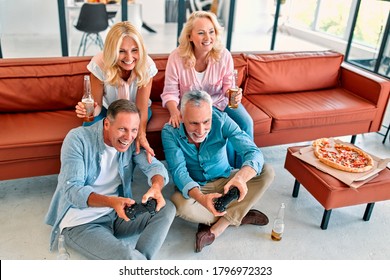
[246,88,377,131]
[233,53,247,88]
[150,54,168,102]
[244,51,344,94]
[0,111,83,162]
[0,57,90,112]
[148,102,170,132]
[242,97,271,135]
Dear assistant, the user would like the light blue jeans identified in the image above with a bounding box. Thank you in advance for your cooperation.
[62,200,176,260]
[224,103,254,168]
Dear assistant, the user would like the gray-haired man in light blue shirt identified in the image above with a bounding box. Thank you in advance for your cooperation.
[162,90,275,253]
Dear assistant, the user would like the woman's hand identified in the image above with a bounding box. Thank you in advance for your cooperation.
[75,101,98,119]
[168,109,181,128]
[75,102,86,119]
[235,88,243,104]
[165,101,181,128]
[136,133,155,164]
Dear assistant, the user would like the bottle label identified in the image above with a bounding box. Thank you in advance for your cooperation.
[82,98,94,122]
[227,88,239,109]
[271,230,283,241]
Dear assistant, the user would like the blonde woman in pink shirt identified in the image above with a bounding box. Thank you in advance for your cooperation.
[161,11,253,168]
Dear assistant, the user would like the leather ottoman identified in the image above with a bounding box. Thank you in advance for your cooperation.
[284,146,390,229]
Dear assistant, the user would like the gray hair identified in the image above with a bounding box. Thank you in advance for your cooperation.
[180,90,213,115]
[106,99,140,121]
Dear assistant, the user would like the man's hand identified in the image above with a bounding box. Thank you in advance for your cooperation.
[110,196,135,222]
[87,192,135,221]
[141,178,166,212]
[189,187,226,216]
[200,193,227,216]
[223,166,257,202]
[223,179,247,202]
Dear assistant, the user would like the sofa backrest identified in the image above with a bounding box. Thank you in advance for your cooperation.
[243,50,344,95]
[149,54,169,103]
[0,56,90,113]
[0,51,345,113]
[232,53,247,88]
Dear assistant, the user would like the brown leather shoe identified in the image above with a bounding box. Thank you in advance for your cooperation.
[241,209,269,226]
[195,223,215,253]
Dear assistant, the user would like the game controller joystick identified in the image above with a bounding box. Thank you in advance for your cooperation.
[143,199,157,216]
[214,187,240,212]
[125,199,157,221]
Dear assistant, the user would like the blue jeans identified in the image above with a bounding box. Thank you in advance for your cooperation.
[224,104,254,168]
[83,106,152,126]
[62,200,176,260]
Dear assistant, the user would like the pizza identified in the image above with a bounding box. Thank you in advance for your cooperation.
[312,138,374,173]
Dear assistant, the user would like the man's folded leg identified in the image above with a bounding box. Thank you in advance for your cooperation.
[115,200,176,260]
[225,163,275,226]
[63,212,146,260]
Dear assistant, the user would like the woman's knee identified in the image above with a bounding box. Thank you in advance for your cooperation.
[241,115,254,135]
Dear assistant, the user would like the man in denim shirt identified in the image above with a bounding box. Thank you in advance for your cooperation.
[45,99,175,260]
[162,90,274,252]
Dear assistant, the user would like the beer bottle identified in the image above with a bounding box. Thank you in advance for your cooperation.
[82,75,94,122]
[227,69,239,109]
[271,203,285,241]
[57,234,70,260]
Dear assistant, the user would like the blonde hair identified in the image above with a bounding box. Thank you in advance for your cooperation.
[103,21,149,87]
[178,11,224,68]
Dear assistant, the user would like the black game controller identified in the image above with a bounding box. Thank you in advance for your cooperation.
[214,187,240,212]
[124,199,157,221]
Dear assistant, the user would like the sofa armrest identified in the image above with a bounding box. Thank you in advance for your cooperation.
[341,62,390,104]
[340,62,390,131]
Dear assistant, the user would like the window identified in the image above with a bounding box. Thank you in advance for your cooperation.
[347,0,390,77]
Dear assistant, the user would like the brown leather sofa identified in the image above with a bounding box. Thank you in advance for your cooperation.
[1,50,389,180]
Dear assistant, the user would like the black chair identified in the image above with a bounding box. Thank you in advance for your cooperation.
[106,0,118,26]
[187,0,213,13]
[75,3,109,56]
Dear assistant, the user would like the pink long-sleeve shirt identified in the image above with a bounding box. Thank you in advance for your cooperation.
[161,47,234,111]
